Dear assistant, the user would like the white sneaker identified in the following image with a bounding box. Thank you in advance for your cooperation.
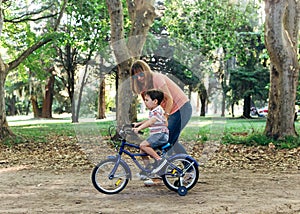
[151,158,167,174]
[136,173,148,180]
[144,179,155,186]
[144,178,162,186]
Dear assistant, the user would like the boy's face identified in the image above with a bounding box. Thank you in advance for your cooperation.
[144,94,157,110]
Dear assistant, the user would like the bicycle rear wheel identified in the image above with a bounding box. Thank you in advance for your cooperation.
[91,159,130,194]
[162,155,199,192]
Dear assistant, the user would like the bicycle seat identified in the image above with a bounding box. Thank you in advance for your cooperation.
[159,143,171,156]
[161,143,171,150]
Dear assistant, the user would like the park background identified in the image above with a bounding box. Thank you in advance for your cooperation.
[0,1,300,213]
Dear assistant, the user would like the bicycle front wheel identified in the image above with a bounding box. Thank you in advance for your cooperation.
[91,159,130,194]
[162,155,199,192]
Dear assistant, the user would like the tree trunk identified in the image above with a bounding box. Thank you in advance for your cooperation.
[231,103,235,118]
[116,61,133,125]
[197,83,207,117]
[0,0,66,140]
[243,95,251,118]
[196,93,200,113]
[41,69,55,118]
[97,78,106,119]
[264,0,300,139]
[106,0,156,127]
[0,61,14,140]
[221,90,226,117]
[129,96,138,122]
[200,97,206,117]
[30,95,42,118]
[8,95,16,116]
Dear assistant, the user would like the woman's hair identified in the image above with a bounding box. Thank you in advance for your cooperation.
[130,60,154,94]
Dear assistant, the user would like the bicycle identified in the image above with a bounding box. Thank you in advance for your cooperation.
[91,124,199,196]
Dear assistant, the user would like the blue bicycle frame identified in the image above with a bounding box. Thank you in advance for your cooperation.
[107,137,193,182]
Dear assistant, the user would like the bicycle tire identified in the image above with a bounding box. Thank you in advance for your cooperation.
[162,155,199,192]
[91,159,130,194]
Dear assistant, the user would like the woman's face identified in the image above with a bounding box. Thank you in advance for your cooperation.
[132,68,145,84]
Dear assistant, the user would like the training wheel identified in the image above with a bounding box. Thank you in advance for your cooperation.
[177,186,187,196]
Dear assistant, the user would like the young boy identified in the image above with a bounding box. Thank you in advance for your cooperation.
[132,89,169,175]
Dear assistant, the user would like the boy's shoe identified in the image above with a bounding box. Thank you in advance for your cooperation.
[144,179,154,186]
[144,178,163,186]
[151,158,167,174]
[136,172,148,180]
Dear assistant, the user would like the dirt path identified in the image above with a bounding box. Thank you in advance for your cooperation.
[1,134,300,213]
[0,166,299,214]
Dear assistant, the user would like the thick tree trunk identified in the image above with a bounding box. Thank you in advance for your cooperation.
[0,61,14,140]
[41,70,55,118]
[264,0,300,139]
[129,96,138,122]
[116,61,133,125]
[106,0,156,127]
[243,95,251,119]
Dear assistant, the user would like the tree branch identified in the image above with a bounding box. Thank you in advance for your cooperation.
[4,13,58,23]
[4,4,53,21]
[6,0,68,72]
[8,37,52,71]
[106,0,131,63]
[127,0,156,57]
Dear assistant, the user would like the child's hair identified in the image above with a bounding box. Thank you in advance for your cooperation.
[145,90,164,105]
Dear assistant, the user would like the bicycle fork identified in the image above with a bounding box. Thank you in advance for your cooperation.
[107,155,132,180]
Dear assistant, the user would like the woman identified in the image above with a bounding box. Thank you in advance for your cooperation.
[131,60,192,157]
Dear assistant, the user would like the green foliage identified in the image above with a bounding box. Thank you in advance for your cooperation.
[219,118,300,149]
[222,133,300,149]
[229,65,269,105]
[62,0,110,53]
[161,0,259,59]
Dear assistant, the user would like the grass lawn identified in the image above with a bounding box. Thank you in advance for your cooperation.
[6,115,300,148]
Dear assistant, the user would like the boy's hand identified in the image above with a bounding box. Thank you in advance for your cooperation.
[132,128,140,134]
[132,122,138,128]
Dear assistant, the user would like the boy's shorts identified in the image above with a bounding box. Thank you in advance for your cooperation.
[146,132,169,149]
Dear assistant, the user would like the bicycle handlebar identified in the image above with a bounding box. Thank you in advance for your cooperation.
[109,124,143,142]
